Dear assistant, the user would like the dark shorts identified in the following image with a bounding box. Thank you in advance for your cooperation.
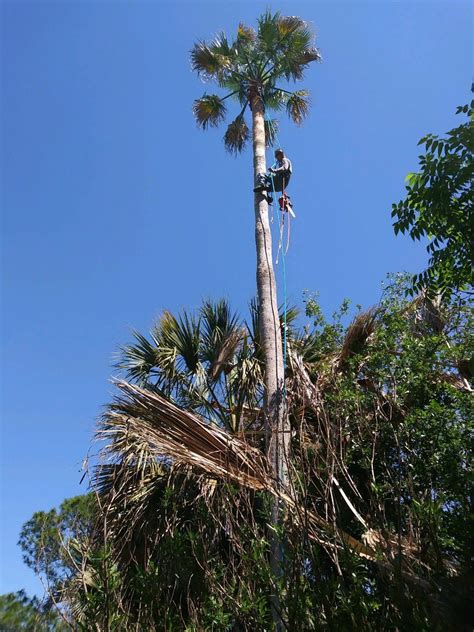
[271,172,291,192]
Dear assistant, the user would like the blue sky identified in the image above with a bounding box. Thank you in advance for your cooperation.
[1,0,471,596]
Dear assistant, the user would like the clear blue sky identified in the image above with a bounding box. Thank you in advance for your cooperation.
[1,1,471,596]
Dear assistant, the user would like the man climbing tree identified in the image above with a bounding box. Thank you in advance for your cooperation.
[191,11,320,629]
[254,147,293,204]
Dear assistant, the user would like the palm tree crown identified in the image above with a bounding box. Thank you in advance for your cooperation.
[191,11,320,154]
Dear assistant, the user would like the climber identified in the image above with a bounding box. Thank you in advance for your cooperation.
[253,148,292,203]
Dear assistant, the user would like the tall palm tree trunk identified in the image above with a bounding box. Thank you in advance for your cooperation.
[251,91,288,630]
[251,92,288,486]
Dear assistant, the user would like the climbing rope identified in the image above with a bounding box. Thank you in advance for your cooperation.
[265,116,290,372]
[268,169,288,373]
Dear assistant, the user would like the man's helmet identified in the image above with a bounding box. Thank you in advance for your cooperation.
[275,148,284,156]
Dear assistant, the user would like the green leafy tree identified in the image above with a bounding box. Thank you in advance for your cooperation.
[19,495,95,588]
[0,591,68,631]
[392,101,474,297]
[70,287,472,630]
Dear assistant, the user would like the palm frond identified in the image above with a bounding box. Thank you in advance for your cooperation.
[264,118,279,147]
[199,299,244,381]
[263,87,287,111]
[102,380,271,490]
[193,95,227,129]
[236,23,256,46]
[286,90,310,125]
[339,308,379,366]
[209,328,244,381]
[296,47,321,65]
[224,113,250,154]
[246,297,263,360]
[118,330,159,385]
[209,32,234,60]
[190,39,233,80]
[257,10,281,52]
[277,15,306,37]
[190,42,224,79]
[99,381,379,561]
[157,310,201,374]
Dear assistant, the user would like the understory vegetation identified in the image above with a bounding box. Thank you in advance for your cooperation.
[10,276,473,630]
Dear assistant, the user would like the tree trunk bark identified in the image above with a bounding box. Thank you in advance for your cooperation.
[251,93,288,486]
[251,92,288,631]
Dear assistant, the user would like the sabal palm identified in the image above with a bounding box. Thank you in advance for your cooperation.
[191,12,320,151]
[119,299,265,434]
[191,12,320,492]
[118,298,304,435]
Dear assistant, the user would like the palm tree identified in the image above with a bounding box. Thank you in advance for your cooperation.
[191,16,320,624]
[191,6,319,516]
[118,299,264,431]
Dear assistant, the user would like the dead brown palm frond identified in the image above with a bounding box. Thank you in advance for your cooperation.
[409,291,446,334]
[97,381,380,559]
[437,372,473,392]
[286,90,310,125]
[100,380,272,491]
[209,327,244,381]
[264,118,279,147]
[338,308,379,367]
[224,113,250,154]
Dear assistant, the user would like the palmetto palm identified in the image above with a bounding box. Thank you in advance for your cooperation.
[191,12,320,497]
[191,13,320,151]
[119,299,265,434]
[118,298,303,435]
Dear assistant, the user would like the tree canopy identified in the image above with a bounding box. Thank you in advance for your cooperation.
[392,100,473,297]
[12,280,473,630]
[191,11,320,153]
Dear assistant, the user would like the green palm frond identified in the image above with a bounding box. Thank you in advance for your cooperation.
[257,10,282,52]
[263,87,287,111]
[157,310,201,374]
[191,11,320,137]
[118,330,159,385]
[200,300,244,382]
[200,300,240,349]
[209,32,234,60]
[224,113,250,154]
[193,95,227,129]
[219,75,248,106]
[264,118,279,147]
[286,90,310,125]
[246,298,263,361]
[282,45,321,81]
[280,304,299,335]
[190,42,222,78]
[190,38,233,80]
